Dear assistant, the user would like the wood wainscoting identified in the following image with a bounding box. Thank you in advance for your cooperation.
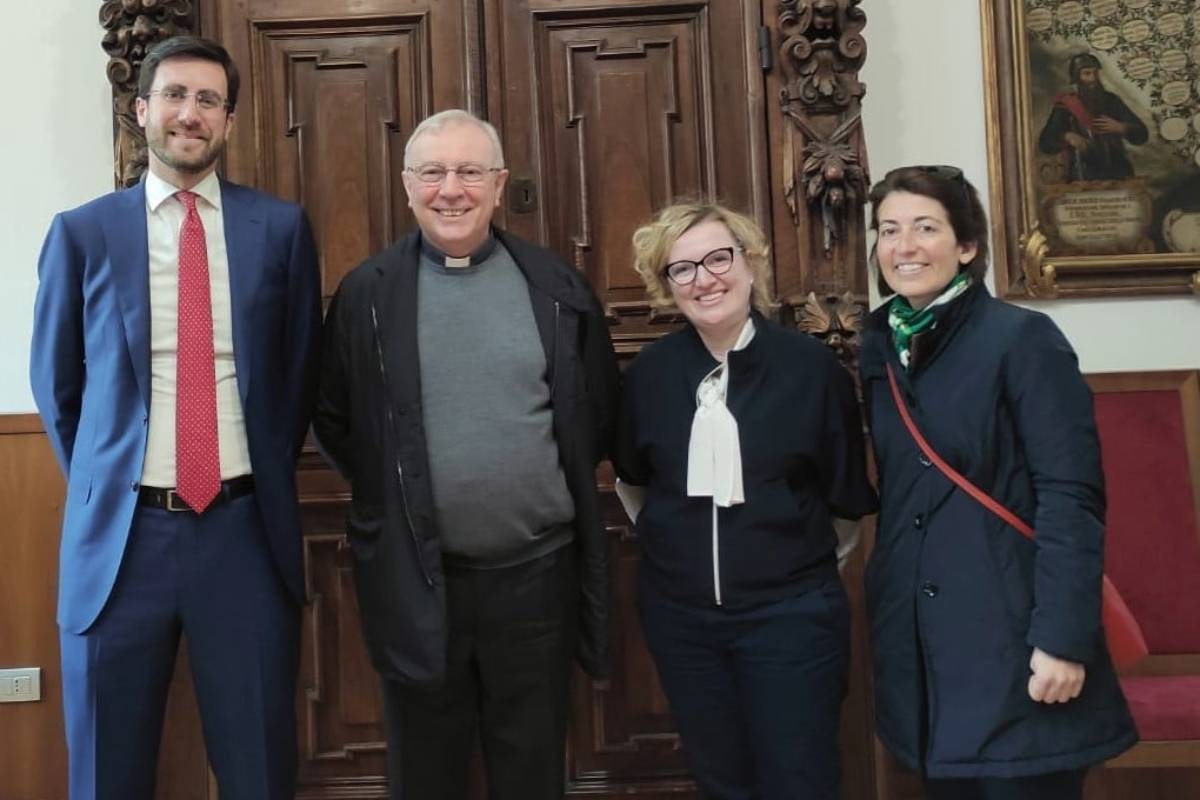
[7,365,1200,799]
[0,415,872,799]
[0,415,216,800]
[0,415,67,799]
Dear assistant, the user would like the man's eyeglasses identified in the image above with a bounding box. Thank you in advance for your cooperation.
[406,163,503,185]
[662,246,739,286]
[147,86,229,112]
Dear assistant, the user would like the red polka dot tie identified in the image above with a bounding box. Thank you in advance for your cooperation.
[175,191,220,513]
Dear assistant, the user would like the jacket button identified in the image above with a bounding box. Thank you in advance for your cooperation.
[918,454,932,468]
[130,480,140,491]
[913,513,924,529]
[921,581,939,598]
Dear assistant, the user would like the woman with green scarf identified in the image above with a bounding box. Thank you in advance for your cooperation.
[858,165,1136,800]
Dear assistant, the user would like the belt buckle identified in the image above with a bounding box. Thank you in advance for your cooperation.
[165,490,189,513]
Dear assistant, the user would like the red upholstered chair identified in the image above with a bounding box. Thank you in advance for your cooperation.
[1089,371,1200,769]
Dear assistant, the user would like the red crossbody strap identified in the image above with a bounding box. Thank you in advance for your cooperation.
[885,363,1035,540]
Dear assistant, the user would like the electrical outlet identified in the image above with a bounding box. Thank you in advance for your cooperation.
[0,667,42,702]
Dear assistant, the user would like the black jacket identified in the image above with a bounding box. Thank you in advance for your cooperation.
[616,314,877,608]
[859,285,1136,777]
[314,229,620,685]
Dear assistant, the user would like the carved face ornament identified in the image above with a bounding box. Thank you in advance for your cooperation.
[813,0,839,35]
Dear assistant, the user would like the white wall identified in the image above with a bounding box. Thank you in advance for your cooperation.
[3,2,112,412]
[861,0,1200,374]
[3,1,1195,415]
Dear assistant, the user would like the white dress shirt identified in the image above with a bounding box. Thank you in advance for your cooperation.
[140,170,252,486]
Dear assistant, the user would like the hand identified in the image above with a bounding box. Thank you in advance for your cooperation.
[1063,132,1089,150]
[1092,115,1127,136]
[1028,647,1086,704]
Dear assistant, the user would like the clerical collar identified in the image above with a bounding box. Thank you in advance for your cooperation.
[419,232,498,268]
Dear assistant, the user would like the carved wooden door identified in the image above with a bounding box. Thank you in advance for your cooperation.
[205,0,479,294]
[490,0,770,355]
[186,0,770,797]
[486,3,770,796]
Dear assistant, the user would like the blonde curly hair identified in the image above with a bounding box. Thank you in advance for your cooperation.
[631,202,776,315]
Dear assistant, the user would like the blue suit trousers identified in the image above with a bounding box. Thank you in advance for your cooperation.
[59,494,300,800]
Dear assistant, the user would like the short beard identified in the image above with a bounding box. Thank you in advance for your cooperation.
[1077,82,1105,106]
[147,131,224,175]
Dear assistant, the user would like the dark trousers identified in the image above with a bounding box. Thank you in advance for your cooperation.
[637,574,851,800]
[924,768,1087,800]
[382,545,578,800]
[59,495,300,800]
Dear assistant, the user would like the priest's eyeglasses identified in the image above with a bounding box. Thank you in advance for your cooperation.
[407,163,503,185]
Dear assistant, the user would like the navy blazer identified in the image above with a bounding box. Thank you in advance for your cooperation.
[30,178,321,634]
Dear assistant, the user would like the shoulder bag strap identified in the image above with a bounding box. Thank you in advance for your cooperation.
[885,363,1034,541]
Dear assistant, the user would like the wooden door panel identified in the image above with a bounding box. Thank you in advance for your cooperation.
[491,0,769,355]
[498,7,876,792]
[566,493,693,796]
[254,25,423,295]
[207,1,477,301]
[489,4,769,793]
[295,503,388,793]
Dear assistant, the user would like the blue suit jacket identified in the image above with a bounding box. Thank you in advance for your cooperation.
[30,179,321,634]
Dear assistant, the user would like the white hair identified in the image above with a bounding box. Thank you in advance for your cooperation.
[403,109,505,168]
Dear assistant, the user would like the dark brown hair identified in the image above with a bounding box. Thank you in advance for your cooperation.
[138,35,240,113]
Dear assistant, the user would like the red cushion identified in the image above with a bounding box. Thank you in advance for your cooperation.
[1121,675,1200,740]
[1096,390,1200,653]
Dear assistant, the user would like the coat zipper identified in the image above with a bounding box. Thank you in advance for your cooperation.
[547,300,560,396]
[370,302,433,587]
[711,503,722,606]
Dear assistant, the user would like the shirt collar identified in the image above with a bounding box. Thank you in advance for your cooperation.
[419,230,497,268]
[144,169,223,214]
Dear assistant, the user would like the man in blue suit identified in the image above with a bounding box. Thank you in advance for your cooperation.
[30,35,320,799]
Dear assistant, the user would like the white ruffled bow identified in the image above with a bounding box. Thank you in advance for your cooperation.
[686,318,756,507]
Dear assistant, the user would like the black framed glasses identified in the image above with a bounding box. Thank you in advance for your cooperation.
[406,163,503,185]
[147,86,229,112]
[662,246,738,286]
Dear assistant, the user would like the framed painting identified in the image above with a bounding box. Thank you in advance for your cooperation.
[981,0,1200,298]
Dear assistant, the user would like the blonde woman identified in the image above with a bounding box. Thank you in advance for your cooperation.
[614,202,876,799]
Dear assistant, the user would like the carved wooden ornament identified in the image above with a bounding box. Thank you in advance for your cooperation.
[100,0,195,187]
[775,0,871,372]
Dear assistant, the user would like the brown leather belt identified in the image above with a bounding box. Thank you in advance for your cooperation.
[138,474,255,512]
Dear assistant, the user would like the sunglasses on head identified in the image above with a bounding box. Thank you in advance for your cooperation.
[883,165,970,204]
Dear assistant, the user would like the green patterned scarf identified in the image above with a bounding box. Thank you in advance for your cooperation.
[887,272,973,368]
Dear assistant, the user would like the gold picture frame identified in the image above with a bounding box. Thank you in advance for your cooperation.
[980,0,1200,298]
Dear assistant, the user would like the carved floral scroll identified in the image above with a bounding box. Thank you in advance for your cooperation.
[100,0,196,187]
[775,0,871,369]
